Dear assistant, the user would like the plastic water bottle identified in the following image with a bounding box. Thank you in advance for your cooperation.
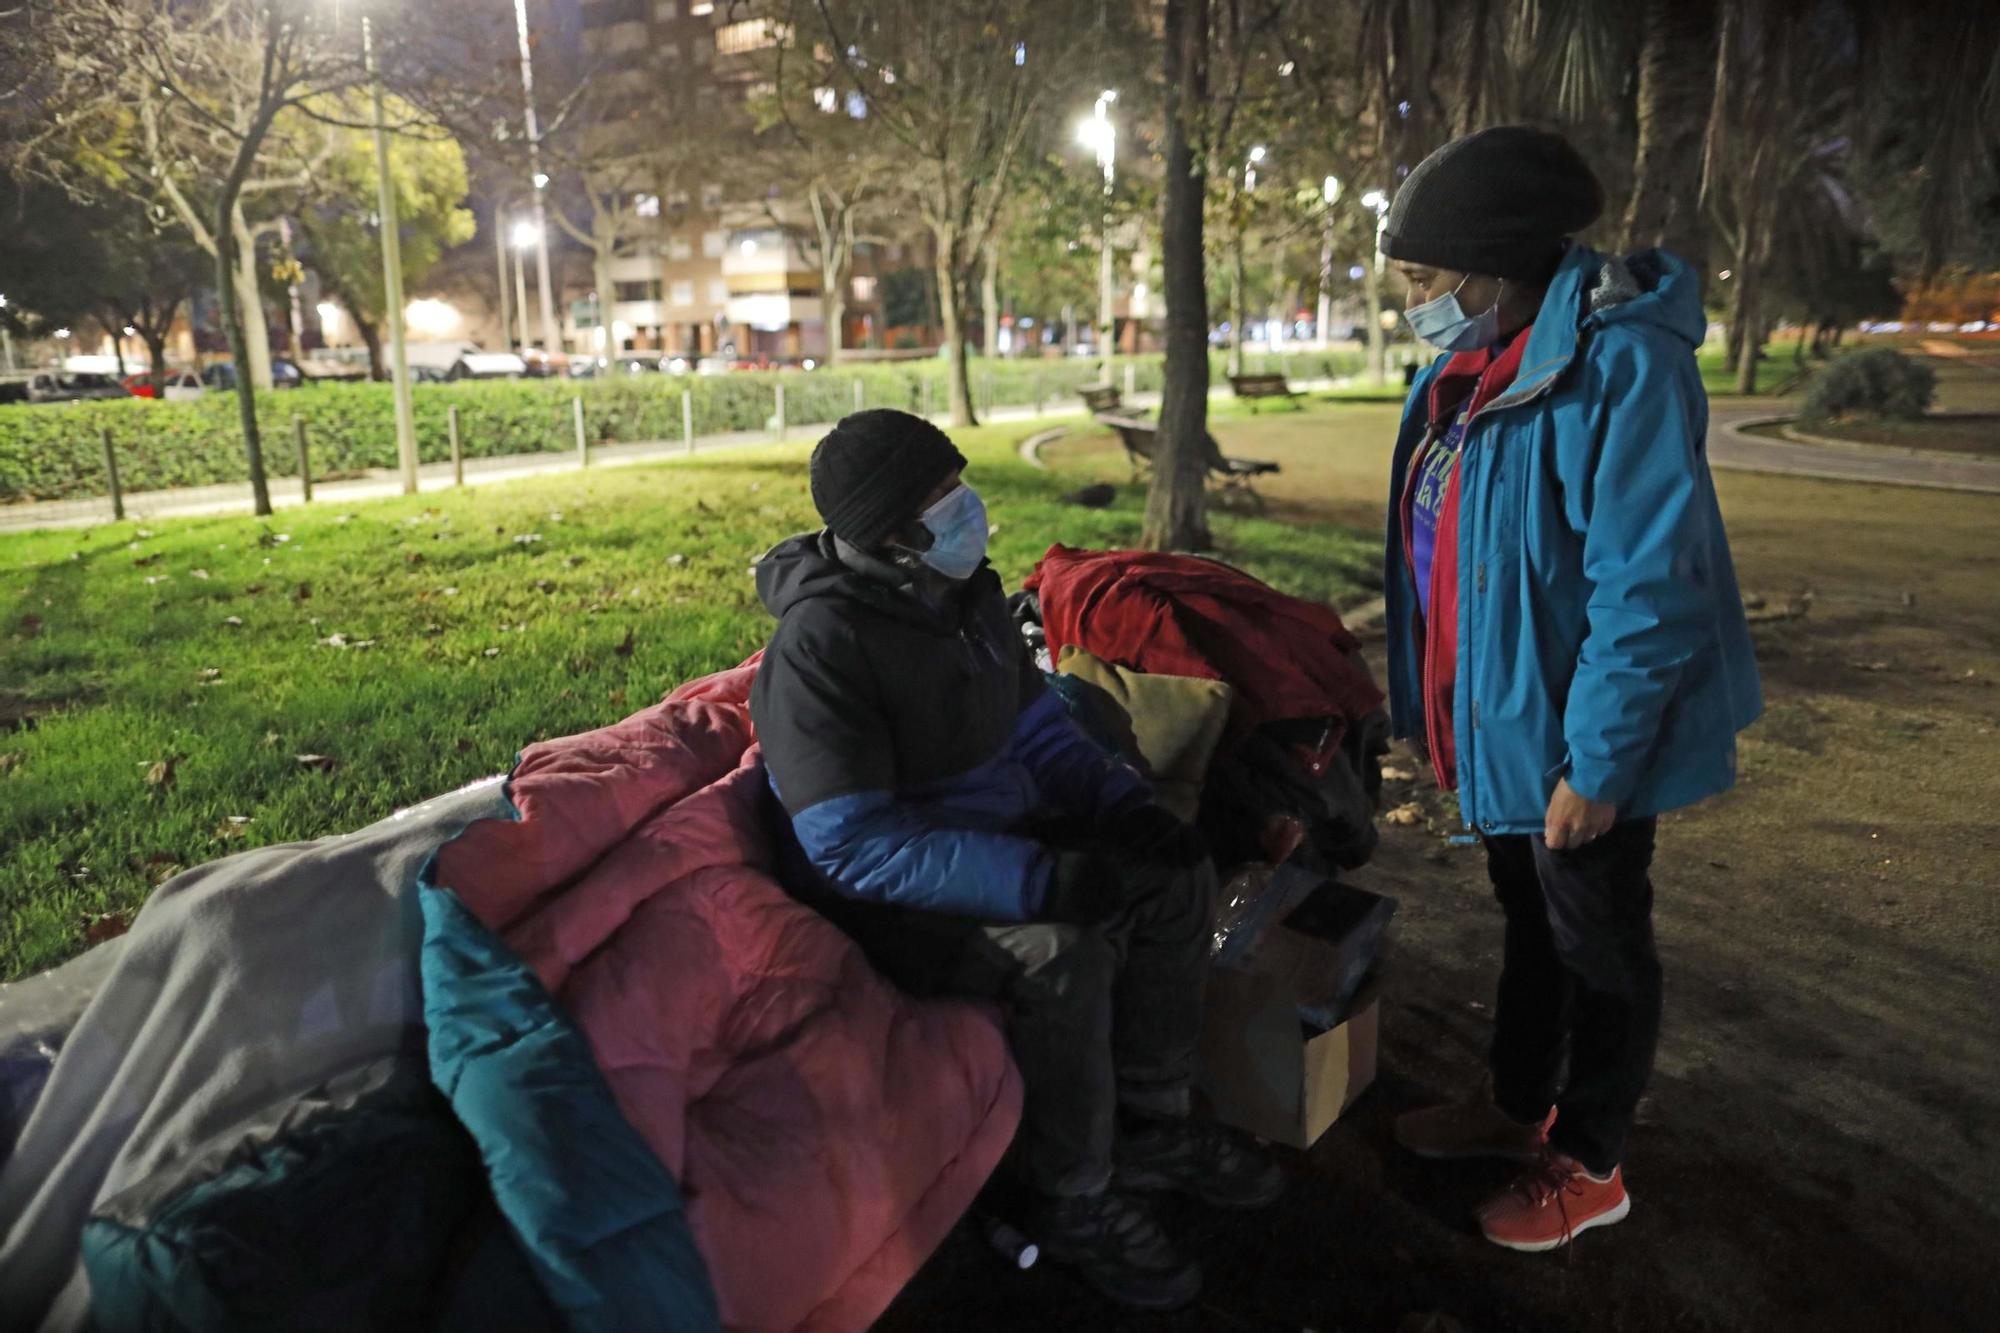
[982,1215,1039,1270]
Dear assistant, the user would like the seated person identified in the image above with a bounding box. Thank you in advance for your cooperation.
[750,409,1284,1311]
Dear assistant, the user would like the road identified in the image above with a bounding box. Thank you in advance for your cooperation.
[1708,402,2000,494]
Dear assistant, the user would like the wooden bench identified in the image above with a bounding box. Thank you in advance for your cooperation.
[1079,383,1129,416]
[1098,414,1280,510]
[1228,372,1303,411]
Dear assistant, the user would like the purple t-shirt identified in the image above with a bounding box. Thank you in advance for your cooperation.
[1408,409,1469,619]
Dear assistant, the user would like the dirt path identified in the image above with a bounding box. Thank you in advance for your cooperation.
[883,408,2000,1332]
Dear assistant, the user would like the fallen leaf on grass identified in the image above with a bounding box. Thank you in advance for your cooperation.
[608,688,627,706]
[316,633,376,650]
[143,575,169,586]
[244,583,265,594]
[667,554,687,567]
[196,667,222,682]
[82,911,133,945]
[133,552,162,567]
[533,579,554,593]
[295,753,339,772]
[264,731,283,746]
[16,614,41,638]
[1383,802,1425,826]
[191,568,210,580]
[483,646,501,657]
[293,583,311,601]
[0,752,23,773]
[511,532,543,545]
[144,757,178,790]
[454,738,476,753]
[215,815,252,840]
[405,552,426,566]
[614,626,635,657]
[564,555,585,568]
[222,616,244,628]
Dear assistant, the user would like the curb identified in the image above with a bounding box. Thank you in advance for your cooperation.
[1018,425,1072,471]
[1769,419,2000,465]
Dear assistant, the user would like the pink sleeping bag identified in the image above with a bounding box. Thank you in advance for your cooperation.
[432,658,1022,1331]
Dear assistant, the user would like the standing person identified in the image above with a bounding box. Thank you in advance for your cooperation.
[1377,127,1762,1252]
[749,409,1283,1310]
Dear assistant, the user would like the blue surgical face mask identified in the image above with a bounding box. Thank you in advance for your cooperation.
[913,483,988,580]
[1405,274,1503,351]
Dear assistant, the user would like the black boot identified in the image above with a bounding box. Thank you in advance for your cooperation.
[1114,1115,1287,1209]
[1025,1189,1203,1311]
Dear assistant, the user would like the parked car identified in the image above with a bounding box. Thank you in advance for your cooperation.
[518,347,571,379]
[201,360,305,391]
[123,371,206,402]
[26,371,132,403]
[611,353,666,376]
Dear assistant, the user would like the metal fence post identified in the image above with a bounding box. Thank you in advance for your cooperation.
[573,395,588,468]
[293,416,311,503]
[852,378,863,412]
[920,377,932,417]
[682,389,694,455]
[447,405,463,487]
[100,426,124,521]
[775,382,786,440]
[1124,361,1136,399]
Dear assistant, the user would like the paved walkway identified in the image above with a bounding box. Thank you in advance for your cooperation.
[1709,402,2000,495]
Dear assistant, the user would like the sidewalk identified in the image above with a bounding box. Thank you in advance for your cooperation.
[0,379,1344,533]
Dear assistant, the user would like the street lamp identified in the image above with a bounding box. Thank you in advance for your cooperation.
[330,6,421,495]
[513,0,563,358]
[0,293,13,372]
[1075,90,1117,384]
[1317,175,1340,347]
[510,221,539,357]
[1357,191,1391,386]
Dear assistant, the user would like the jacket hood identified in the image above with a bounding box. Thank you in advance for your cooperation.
[1582,247,1707,348]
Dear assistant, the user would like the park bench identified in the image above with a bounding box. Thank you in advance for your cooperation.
[1228,372,1304,411]
[1079,382,1130,416]
[1098,413,1279,510]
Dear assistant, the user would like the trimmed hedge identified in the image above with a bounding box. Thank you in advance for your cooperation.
[0,348,1362,504]
[1799,347,1937,424]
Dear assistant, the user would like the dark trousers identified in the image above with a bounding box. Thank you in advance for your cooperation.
[1482,818,1662,1176]
[820,853,1216,1197]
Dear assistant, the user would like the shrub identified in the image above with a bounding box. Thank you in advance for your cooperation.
[1799,347,1937,424]
[0,348,1360,504]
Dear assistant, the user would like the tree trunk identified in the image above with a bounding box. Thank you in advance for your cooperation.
[934,239,976,427]
[1143,0,1213,553]
[355,316,386,382]
[141,330,169,396]
[1228,225,1247,377]
[981,238,1001,363]
[1362,256,1387,384]
[231,207,274,393]
[1734,271,1759,395]
[217,202,271,515]
[1621,0,1718,273]
[591,244,618,363]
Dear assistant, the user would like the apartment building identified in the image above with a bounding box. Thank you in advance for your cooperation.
[572,0,884,362]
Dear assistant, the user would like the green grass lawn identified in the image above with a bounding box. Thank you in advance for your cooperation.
[0,416,1378,979]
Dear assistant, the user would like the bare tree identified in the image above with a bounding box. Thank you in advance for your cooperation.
[6,0,367,514]
[783,0,1119,426]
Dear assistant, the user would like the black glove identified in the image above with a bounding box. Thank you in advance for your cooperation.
[1106,802,1211,869]
[1043,848,1128,924]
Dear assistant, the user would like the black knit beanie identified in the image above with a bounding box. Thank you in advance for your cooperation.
[809,408,968,549]
[1381,126,1604,283]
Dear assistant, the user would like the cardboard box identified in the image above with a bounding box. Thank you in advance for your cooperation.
[1196,876,1389,1150]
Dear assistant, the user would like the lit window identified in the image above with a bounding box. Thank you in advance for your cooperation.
[700,183,723,209]
[690,1,714,14]
[701,229,726,257]
[668,236,693,260]
[814,85,838,113]
[851,275,877,302]
[669,280,694,306]
[634,193,660,218]
[708,278,730,304]
[716,18,784,54]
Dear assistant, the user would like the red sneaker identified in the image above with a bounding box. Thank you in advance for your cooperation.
[1475,1151,1630,1252]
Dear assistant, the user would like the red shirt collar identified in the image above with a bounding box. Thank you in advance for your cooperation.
[1425,321,1536,426]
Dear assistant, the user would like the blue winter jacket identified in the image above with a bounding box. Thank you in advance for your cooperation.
[1384,245,1763,835]
[751,531,1147,920]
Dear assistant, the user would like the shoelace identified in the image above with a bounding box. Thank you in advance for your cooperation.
[1513,1151,1590,1261]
